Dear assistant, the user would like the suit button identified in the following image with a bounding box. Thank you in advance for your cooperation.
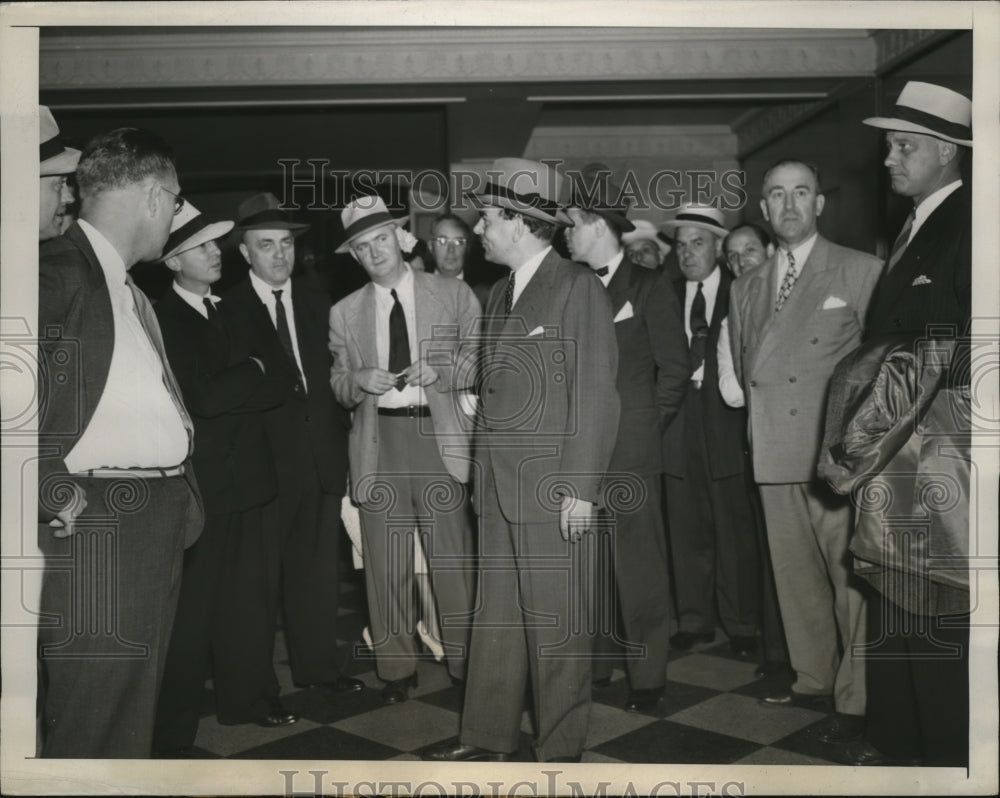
[742,346,748,353]
[810,337,819,345]
[487,388,495,394]
[789,376,797,383]
[790,409,797,416]
[749,380,757,388]
[293,384,301,392]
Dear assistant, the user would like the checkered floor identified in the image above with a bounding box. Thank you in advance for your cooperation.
[183,568,853,764]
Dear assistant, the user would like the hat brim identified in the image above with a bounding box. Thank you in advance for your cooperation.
[40,147,81,177]
[862,116,973,147]
[591,209,636,234]
[466,192,573,227]
[622,231,671,257]
[659,219,727,238]
[334,217,406,254]
[237,220,311,235]
[162,221,235,261]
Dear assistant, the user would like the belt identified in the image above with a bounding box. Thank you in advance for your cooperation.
[377,405,431,418]
[77,464,186,479]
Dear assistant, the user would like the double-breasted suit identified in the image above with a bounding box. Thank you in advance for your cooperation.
[328,270,480,682]
[222,276,351,688]
[661,267,761,641]
[459,249,620,761]
[729,234,881,715]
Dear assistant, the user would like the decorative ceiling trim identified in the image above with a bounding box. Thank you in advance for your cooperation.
[733,100,831,158]
[39,27,877,90]
[524,125,738,159]
[872,28,953,74]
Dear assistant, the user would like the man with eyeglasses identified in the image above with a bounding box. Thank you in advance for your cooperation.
[37,127,204,757]
[429,212,504,307]
[38,106,80,242]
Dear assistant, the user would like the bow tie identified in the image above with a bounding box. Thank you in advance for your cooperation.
[594,266,610,277]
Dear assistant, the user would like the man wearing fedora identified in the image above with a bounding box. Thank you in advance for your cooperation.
[151,203,293,750]
[563,164,688,713]
[37,128,203,757]
[38,106,80,242]
[328,195,480,704]
[222,193,362,701]
[660,204,762,660]
[621,219,671,272]
[728,161,881,739]
[426,158,619,763]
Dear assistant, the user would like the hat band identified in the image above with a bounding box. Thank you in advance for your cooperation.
[675,212,726,230]
[480,182,560,215]
[342,211,398,244]
[891,103,971,141]
[240,207,296,227]
[40,136,66,162]
[163,216,209,256]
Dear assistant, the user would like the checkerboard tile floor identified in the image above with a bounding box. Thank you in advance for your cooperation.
[184,569,852,765]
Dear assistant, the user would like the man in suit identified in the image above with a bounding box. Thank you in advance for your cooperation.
[621,219,671,272]
[840,81,973,767]
[426,158,620,763]
[428,212,506,308]
[659,204,762,659]
[329,195,480,704]
[563,165,688,713]
[728,160,881,738]
[723,223,773,278]
[221,193,363,701]
[38,106,79,242]
[151,203,294,752]
[37,128,203,757]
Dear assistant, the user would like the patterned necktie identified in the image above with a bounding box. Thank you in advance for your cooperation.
[272,290,305,391]
[775,250,798,312]
[503,272,516,317]
[885,210,915,273]
[689,281,708,371]
[388,288,410,391]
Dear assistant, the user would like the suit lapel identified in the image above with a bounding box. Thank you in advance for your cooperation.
[605,258,633,314]
[413,271,446,354]
[507,249,559,335]
[346,283,378,367]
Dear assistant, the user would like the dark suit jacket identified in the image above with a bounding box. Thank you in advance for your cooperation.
[37,223,203,544]
[604,258,689,476]
[865,185,971,338]
[221,276,349,496]
[154,287,285,515]
[662,267,749,481]
[477,249,620,523]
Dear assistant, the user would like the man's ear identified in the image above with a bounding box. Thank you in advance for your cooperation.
[164,254,181,275]
[939,140,959,167]
[759,198,770,223]
[815,193,826,217]
[714,236,724,257]
[238,242,250,264]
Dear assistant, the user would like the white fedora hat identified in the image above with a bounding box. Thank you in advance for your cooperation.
[660,203,728,238]
[863,81,972,147]
[467,157,574,226]
[161,202,234,261]
[335,194,406,254]
[621,219,672,257]
[40,106,81,176]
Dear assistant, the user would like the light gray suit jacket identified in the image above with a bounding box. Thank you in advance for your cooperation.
[329,270,481,505]
[729,235,882,484]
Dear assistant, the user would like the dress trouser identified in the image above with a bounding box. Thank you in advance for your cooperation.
[38,475,196,758]
[460,465,592,761]
[757,481,866,715]
[357,414,474,682]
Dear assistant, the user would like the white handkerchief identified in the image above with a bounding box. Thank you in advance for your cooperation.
[912,274,932,286]
[614,301,634,323]
[458,392,479,418]
[822,296,847,310]
[527,326,545,337]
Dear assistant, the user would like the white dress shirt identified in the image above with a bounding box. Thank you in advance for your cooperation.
[172,281,220,319]
[373,265,427,409]
[774,232,818,303]
[910,179,962,244]
[596,250,624,288]
[64,220,188,472]
[684,265,721,385]
[510,246,552,307]
[717,317,745,408]
[249,269,307,389]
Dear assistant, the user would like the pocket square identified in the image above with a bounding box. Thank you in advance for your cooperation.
[822,296,848,310]
[527,326,545,337]
[912,275,932,286]
[613,301,634,323]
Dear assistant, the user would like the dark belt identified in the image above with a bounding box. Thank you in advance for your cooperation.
[377,405,431,418]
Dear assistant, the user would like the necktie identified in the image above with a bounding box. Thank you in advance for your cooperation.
[503,272,515,317]
[594,265,609,278]
[272,290,305,391]
[203,297,223,331]
[388,288,410,391]
[689,281,708,371]
[775,250,798,312]
[885,210,915,273]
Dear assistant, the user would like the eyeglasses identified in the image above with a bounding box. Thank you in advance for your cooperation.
[158,185,186,216]
[432,236,467,248]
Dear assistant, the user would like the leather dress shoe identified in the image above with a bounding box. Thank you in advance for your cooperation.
[256,697,299,728]
[294,675,365,693]
[424,738,510,762]
[624,686,664,713]
[836,739,912,767]
[591,676,613,689]
[759,689,832,710]
[755,660,794,680]
[729,635,758,657]
[669,631,714,651]
[819,712,865,744]
[382,673,418,704]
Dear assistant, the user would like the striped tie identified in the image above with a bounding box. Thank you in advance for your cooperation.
[775,250,797,312]
[885,210,915,273]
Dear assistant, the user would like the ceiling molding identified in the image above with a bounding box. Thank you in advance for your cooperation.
[733,100,831,158]
[872,28,953,74]
[524,125,738,160]
[39,27,877,90]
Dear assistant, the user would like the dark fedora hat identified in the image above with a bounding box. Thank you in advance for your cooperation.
[467,158,574,226]
[568,163,636,233]
[235,192,310,234]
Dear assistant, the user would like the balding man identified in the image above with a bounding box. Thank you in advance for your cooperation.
[38,106,79,242]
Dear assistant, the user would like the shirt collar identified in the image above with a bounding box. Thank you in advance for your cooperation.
[785,232,819,267]
[601,250,625,284]
[248,268,290,303]
[913,179,962,230]
[514,245,551,284]
[78,219,128,288]
[373,263,414,301]
[687,264,721,290]
[172,280,220,317]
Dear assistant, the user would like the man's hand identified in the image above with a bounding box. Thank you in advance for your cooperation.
[402,359,439,388]
[354,367,397,395]
[49,482,88,539]
[559,496,595,542]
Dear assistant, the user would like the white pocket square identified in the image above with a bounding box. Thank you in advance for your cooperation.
[822,296,848,310]
[613,301,634,323]
[912,275,932,286]
[527,326,545,337]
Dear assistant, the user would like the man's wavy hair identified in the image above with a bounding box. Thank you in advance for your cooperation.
[76,127,176,200]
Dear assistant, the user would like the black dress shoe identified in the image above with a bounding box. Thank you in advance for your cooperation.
[729,635,758,657]
[591,676,612,689]
[670,631,714,651]
[256,697,299,727]
[382,673,418,704]
[759,689,832,710]
[755,660,794,680]
[624,686,664,713]
[836,739,904,766]
[424,738,510,762]
[819,712,865,744]
[295,675,365,693]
